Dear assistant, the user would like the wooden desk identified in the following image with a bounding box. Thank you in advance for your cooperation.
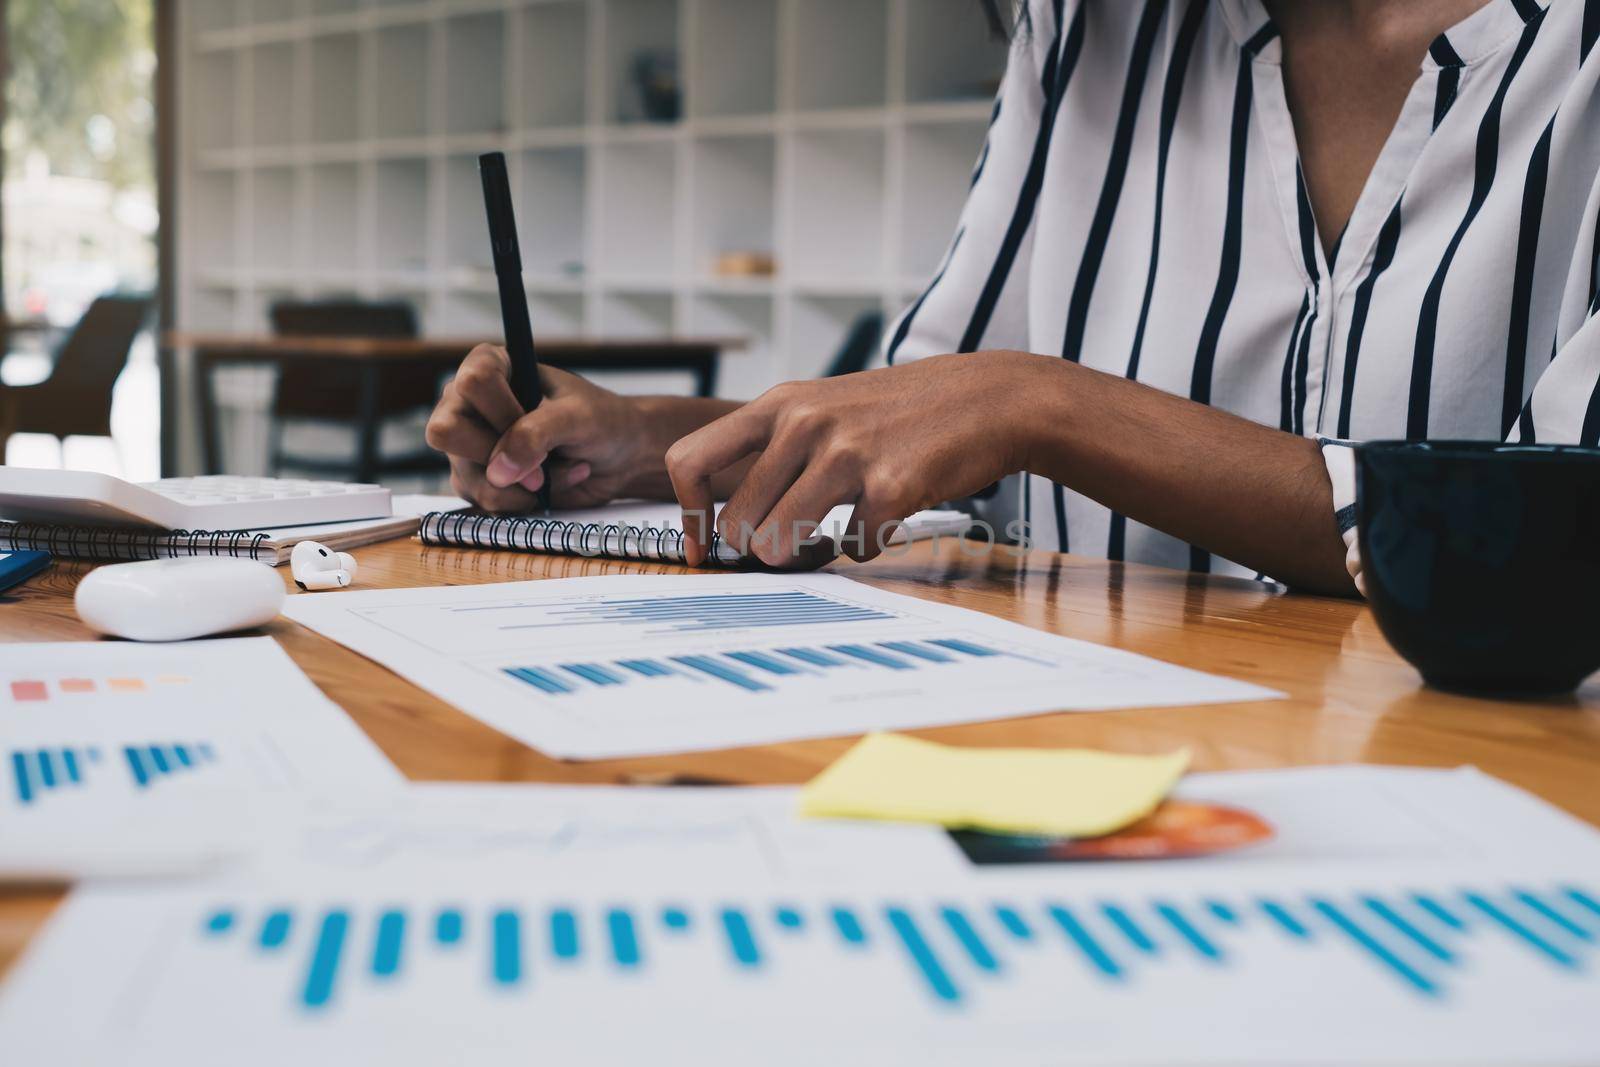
[4,538,1600,978]
[165,333,741,478]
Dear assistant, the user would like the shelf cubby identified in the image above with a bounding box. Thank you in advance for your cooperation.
[374,157,430,276]
[791,0,888,112]
[190,2,240,35]
[598,290,674,337]
[445,12,508,136]
[250,43,297,148]
[308,163,361,272]
[596,140,677,278]
[373,24,431,141]
[191,171,239,269]
[898,119,987,279]
[430,291,506,336]
[250,167,298,271]
[904,0,1009,104]
[689,134,774,279]
[690,0,776,118]
[310,33,361,144]
[603,0,680,124]
[787,129,886,283]
[527,290,587,336]
[442,154,493,274]
[243,0,296,27]
[191,53,239,152]
[519,148,588,279]
[521,1,589,128]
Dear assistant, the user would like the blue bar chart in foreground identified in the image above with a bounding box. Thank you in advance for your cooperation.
[186,882,1600,1015]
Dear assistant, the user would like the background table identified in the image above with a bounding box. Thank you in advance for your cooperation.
[4,538,1599,978]
[167,333,738,479]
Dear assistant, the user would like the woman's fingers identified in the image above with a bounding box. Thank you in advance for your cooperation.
[485,401,587,488]
[424,398,499,465]
[841,497,908,563]
[715,446,808,557]
[666,406,777,565]
[747,463,854,569]
[449,345,525,433]
[448,455,541,514]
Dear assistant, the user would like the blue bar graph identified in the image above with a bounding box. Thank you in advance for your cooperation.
[191,883,1600,1014]
[9,746,102,806]
[500,637,1036,698]
[5,745,139,807]
[122,742,218,791]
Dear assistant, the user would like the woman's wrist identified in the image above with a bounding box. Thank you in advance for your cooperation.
[972,349,1079,478]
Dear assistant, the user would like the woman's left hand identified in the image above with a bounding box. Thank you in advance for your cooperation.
[666,351,1045,567]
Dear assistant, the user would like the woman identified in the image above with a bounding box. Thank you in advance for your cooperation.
[427,0,1600,595]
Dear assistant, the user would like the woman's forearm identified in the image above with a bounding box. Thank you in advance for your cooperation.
[1012,353,1354,594]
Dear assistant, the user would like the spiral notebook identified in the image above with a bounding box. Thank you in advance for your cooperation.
[418,502,974,566]
[0,495,461,566]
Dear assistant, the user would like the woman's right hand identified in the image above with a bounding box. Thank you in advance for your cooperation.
[425,344,655,512]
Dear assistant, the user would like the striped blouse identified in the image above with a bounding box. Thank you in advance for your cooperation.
[886,0,1600,583]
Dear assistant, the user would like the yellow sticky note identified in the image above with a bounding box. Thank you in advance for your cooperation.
[799,733,1191,838]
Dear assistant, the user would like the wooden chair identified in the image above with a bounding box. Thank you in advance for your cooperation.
[0,294,150,466]
[268,299,449,481]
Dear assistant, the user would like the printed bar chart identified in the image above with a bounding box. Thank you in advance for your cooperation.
[287,574,1284,759]
[189,883,1600,1014]
[7,741,217,806]
[501,639,1015,697]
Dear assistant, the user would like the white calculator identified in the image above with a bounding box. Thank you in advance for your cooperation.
[0,470,393,531]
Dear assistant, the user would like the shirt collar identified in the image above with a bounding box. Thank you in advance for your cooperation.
[1215,0,1546,68]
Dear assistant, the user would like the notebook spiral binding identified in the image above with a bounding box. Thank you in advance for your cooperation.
[418,511,727,563]
[0,522,271,562]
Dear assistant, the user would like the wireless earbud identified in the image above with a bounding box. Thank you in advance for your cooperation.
[290,541,358,591]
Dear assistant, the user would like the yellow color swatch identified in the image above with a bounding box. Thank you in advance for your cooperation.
[107,678,146,693]
[799,733,1191,838]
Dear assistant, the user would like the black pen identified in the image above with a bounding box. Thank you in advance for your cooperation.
[478,151,552,513]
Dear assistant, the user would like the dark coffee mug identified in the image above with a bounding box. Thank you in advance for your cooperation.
[1357,440,1600,696]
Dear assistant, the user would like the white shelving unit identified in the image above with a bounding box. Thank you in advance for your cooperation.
[173,0,1006,472]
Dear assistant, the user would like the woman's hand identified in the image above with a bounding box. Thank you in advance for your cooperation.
[667,351,1043,566]
[426,344,744,512]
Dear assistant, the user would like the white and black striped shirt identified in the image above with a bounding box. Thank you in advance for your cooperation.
[887,0,1600,580]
